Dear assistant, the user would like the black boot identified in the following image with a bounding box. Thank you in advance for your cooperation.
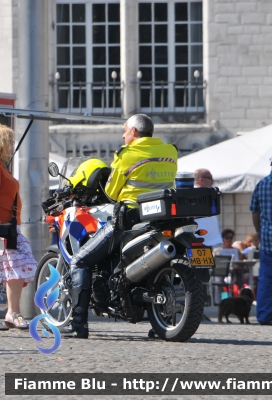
[148,328,159,338]
[61,288,90,339]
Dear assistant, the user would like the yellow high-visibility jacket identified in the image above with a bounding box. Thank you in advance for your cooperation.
[105,137,178,204]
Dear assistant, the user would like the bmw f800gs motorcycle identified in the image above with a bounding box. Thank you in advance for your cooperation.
[35,157,220,342]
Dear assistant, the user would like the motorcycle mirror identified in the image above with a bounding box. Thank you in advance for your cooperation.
[48,162,73,186]
[48,162,59,177]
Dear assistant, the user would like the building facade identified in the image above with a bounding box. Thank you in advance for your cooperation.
[0,0,270,133]
[1,0,272,238]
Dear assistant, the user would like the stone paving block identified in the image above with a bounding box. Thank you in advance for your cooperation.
[0,305,270,400]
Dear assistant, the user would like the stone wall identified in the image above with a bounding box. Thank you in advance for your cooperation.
[220,193,255,241]
[0,1,13,92]
[203,0,272,136]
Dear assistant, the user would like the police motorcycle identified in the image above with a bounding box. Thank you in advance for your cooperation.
[35,156,220,342]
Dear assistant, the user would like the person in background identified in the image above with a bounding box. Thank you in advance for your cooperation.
[213,228,242,260]
[193,169,222,306]
[250,159,272,325]
[238,233,260,300]
[0,124,37,330]
[241,233,260,260]
[232,233,259,256]
[194,169,223,247]
[212,229,240,304]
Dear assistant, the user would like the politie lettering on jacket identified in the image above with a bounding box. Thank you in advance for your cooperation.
[146,168,175,179]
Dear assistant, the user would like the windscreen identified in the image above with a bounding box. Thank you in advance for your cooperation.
[59,157,92,188]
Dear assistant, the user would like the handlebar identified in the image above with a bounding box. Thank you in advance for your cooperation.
[42,183,110,215]
[53,187,72,199]
[42,187,73,214]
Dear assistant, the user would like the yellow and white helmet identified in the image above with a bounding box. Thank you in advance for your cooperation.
[69,158,111,191]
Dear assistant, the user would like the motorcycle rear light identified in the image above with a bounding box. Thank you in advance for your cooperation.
[191,242,203,247]
[162,230,173,237]
[171,204,177,215]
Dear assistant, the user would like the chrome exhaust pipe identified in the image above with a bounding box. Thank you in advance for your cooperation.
[125,241,176,283]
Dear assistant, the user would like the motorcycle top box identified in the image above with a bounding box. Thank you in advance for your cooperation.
[137,187,221,221]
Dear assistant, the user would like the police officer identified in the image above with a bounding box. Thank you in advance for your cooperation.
[63,113,178,338]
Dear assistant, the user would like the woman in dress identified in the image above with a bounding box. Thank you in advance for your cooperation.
[0,124,37,330]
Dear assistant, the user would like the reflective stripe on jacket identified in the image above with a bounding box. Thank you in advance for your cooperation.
[105,137,178,204]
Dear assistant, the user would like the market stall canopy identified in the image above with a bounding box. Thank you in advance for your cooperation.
[177,124,272,192]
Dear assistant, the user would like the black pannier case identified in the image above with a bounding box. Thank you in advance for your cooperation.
[137,187,221,221]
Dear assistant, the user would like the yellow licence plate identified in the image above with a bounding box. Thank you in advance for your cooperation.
[187,248,215,268]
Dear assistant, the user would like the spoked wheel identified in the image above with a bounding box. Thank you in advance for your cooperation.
[146,262,204,341]
[34,252,72,329]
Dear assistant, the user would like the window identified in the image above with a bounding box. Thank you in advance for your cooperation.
[56,2,121,113]
[139,1,203,112]
[56,4,87,109]
[55,1,203,115]
[139,3,169,109]
[175,1,203,109]
[92,3,121,111]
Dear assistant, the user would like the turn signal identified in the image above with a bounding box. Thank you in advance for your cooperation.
[162,230,173,237]
[195,229,208,236]
[45,216,56,225]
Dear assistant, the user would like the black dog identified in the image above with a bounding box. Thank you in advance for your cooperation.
[218,288,254,324]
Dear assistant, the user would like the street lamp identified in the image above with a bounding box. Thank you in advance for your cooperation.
[111,70,117,80]
[55,71,60,111]
[111,70,117,114]
[137,71,142,112]
[194,70,200,112]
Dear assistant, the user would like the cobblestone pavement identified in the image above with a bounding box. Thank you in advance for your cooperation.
[0,306,271,400]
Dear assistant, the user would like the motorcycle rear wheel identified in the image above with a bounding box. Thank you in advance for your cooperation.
[146,262,204,342]
[34,252,72,329]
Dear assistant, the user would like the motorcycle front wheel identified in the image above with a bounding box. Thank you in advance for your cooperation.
[34,252,72,329]
[146,262,204,342]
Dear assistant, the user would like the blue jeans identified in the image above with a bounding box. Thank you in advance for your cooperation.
[257,251,272,323]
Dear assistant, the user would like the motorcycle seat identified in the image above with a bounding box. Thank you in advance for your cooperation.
[122,223,150,247]
[132,222,150,231]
